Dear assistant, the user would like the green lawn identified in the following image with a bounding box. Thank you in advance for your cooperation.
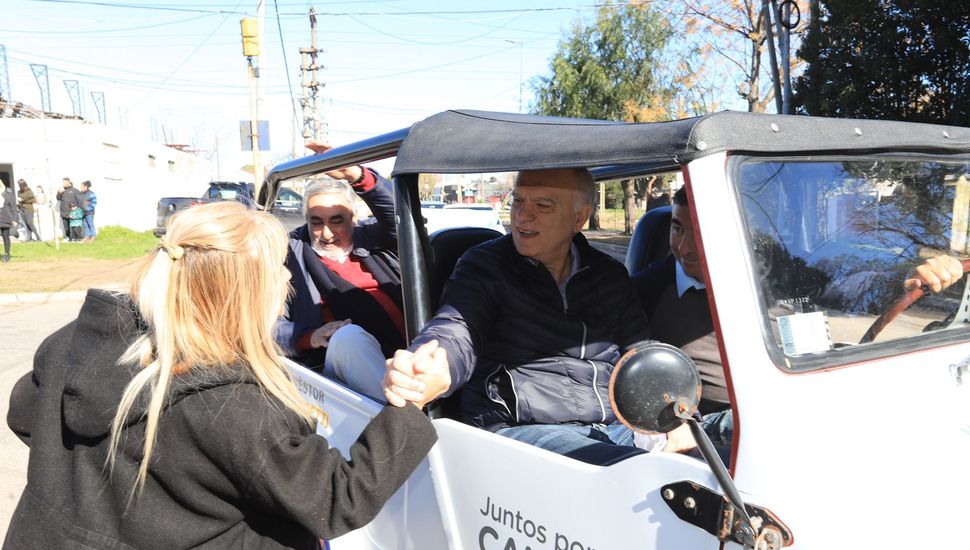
[11,226,159,261]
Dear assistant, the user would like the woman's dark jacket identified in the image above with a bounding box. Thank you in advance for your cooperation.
[55,186,79,219]
[411,233,650,430]
[0,189,16,228]
[4,289,437,550]
[278,170,404,368]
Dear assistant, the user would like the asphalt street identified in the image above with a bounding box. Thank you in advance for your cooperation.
[0,298,84,543]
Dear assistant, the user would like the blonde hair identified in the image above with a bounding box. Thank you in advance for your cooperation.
[107,201,312,497]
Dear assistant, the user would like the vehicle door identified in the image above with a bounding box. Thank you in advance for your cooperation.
[687,152,970,549]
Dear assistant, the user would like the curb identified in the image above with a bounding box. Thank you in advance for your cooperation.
[0,284,128,307]
[0,290,88,306]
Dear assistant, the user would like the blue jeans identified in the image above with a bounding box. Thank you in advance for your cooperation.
[322,324,387,403]
[494,421,644,465]
[82,212,96,239]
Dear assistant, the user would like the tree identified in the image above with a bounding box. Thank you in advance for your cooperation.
[794,1,970,126]
[533,1,673,233]
[658,0,811,114]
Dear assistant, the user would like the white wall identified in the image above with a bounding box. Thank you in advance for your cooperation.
[0,118,214,232]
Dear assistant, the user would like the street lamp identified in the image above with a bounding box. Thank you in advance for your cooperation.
[505,39,524,113]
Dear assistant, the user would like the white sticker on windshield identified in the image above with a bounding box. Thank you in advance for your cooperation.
[778,311,832,356]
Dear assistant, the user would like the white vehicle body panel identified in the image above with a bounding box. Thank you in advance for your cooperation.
[687,153,970,549]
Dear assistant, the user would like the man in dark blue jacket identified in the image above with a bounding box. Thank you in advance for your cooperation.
[278,142,404,402]
[386,168,655,464]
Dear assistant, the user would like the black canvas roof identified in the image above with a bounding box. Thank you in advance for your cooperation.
[391,109,970,176]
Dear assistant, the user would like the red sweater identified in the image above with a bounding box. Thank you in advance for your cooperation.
[296,170,405,352]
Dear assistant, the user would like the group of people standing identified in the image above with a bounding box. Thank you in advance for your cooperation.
[55,177,97,243]
[0,176,98,262]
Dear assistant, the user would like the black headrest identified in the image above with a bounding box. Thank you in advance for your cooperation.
[625,206,672,274]
[428,227,503,306]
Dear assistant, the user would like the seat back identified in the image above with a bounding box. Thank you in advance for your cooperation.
[428,226,503,308]
[426,226,502,420]
[625,206,672,274]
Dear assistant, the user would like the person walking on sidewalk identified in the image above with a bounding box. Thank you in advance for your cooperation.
[0,179,18,262]
[78,180,97,242]
[16,179,41,241]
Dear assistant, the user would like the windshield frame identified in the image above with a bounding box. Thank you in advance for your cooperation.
[729,152,970,373]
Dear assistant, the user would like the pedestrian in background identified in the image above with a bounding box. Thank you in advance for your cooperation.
[16,179,41,241]
[0,179,18,262]
[68,203,84,242]
[55,177,79,242]
[78,180,97,242]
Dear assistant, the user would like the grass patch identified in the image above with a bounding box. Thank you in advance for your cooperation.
[10,226,159,262]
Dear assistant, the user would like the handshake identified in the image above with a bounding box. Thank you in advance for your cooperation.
[382,340,452,410]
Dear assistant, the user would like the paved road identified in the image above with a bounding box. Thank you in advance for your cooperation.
[0,299,83,542]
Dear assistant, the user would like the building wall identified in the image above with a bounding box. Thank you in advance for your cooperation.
[0,118,213,233]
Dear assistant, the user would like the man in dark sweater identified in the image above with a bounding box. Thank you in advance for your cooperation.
[632,187,728,417]
[632,187,964,452]
[384,168,657,465]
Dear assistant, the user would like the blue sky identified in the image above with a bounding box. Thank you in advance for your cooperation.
[2,0,601,173]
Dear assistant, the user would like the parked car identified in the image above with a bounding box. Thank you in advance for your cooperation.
[421,201,506,235]
[261,109,970,550]
[153,181,255,237]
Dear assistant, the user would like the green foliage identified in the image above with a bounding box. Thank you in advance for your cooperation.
[12,226,158,261]
[794,1,970,125]
[532,2,674,122]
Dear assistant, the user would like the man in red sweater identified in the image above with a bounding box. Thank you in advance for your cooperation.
[278,142,404,401]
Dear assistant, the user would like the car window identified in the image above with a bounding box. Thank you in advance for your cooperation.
[275,188,303,210]
[735,155,970,368]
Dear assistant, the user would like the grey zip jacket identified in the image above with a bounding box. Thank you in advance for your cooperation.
[412,233,650,430]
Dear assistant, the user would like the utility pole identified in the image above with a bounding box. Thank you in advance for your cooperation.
[64,80,81,117]
[300,8,324,142]
[90,91,106,124]
[30,64,50,112]
[0,45,11,103]
[240,17,262,197]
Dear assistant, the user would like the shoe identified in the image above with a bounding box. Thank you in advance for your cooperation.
[1,255,9,263]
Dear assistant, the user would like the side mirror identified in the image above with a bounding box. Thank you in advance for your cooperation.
[610,342,759,544]
[609,342,701,434]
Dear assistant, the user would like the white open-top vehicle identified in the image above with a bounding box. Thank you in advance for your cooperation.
[261,110,970,550]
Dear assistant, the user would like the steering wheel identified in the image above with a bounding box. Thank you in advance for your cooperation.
[859,259,970,344]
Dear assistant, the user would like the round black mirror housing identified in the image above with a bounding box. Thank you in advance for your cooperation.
[609,342,702,434]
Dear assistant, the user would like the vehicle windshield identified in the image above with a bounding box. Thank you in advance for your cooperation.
[736,156,970,365]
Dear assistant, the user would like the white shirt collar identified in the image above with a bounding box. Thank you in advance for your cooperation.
[675,260,706,297]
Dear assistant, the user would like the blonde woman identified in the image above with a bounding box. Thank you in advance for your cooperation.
[4,201,446,549]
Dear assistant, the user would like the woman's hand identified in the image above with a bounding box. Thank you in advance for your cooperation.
[383,340,452,409]
[305,140,364,183]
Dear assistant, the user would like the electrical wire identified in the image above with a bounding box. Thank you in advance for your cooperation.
[273,0,302,141]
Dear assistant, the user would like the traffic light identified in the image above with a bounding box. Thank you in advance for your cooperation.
[240,18,260,57]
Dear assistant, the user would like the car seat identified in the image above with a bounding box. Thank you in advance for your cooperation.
[625,206,672,275]
[427,226,504,310]
[426,226,503,419]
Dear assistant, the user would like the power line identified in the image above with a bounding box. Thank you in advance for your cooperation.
[0,12,216,34]
[31,0,616,18]
[273,0,301,142]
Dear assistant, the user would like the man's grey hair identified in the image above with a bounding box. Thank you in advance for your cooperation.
[514,168,595,213]
[573,168,595,207]
[303,178,357,216]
